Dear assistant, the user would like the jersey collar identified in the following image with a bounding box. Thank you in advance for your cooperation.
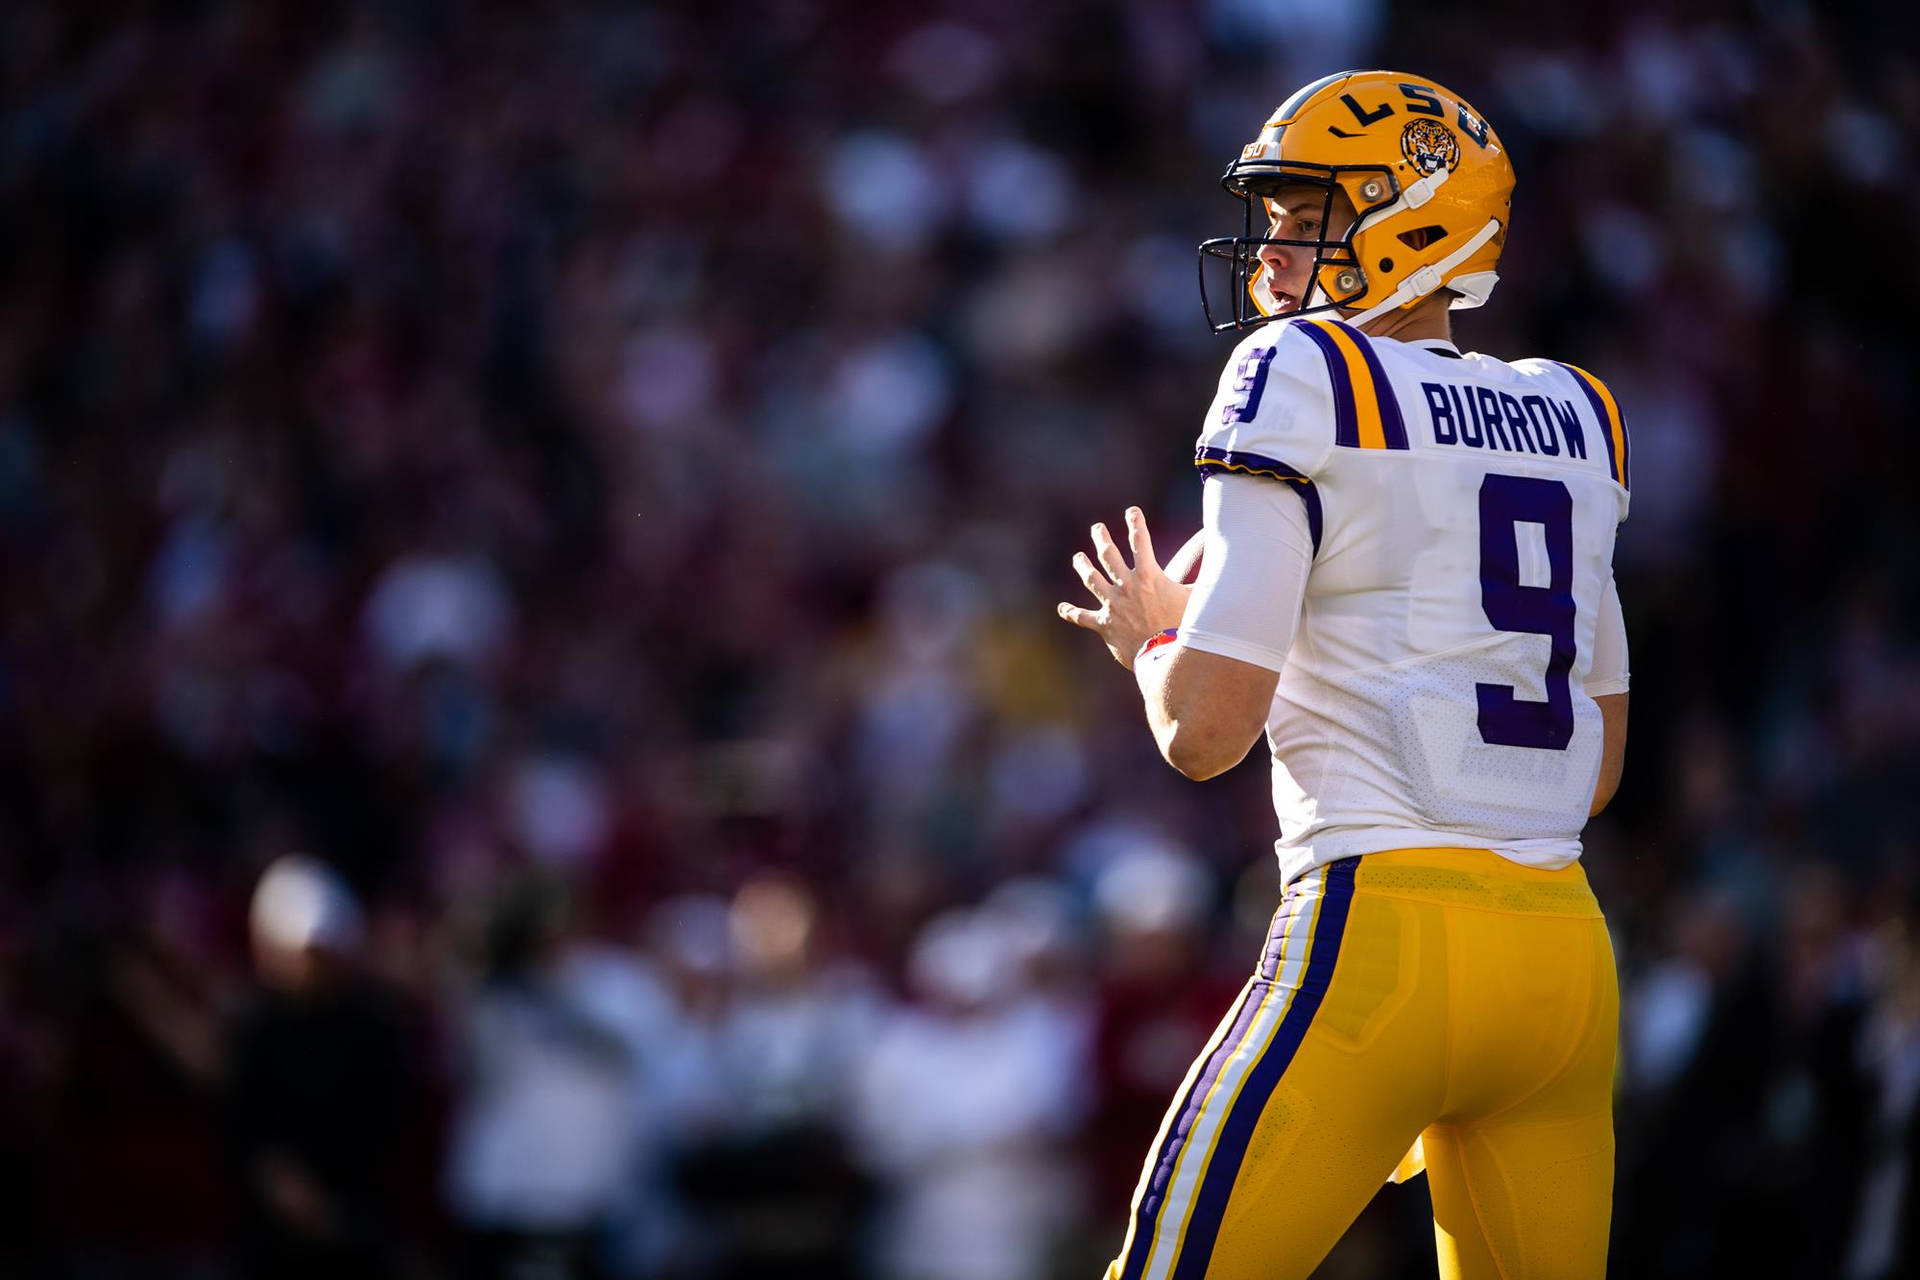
[1411,339,1463,358]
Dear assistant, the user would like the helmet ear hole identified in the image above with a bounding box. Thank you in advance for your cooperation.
[1398,225,1448,251]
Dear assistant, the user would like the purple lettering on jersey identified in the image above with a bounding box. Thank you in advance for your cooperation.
[1425,383,1589,460]
[1555,365,1622,484]
[1499,392,1538,455]
[1422,382,1458,444]
[1451,384,1484,448]
[1475,387,1512,451]
[1521,395,1562,457]
[1548,399,1587,459]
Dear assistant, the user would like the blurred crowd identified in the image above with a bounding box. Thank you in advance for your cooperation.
[1,0,1918,1277]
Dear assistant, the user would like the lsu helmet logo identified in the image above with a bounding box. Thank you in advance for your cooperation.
[1400,119,1460,175]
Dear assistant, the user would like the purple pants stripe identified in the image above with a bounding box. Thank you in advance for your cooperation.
[1114,977,1268,1280]
[1168,857,1359,1280]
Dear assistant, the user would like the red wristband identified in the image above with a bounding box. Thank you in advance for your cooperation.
[1135,627,1180,662]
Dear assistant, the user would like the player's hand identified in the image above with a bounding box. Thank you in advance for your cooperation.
[1057,507,1191,669]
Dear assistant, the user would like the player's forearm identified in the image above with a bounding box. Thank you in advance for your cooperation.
[1135,647,1270,780]
[1587,692,1628,816]
[1135,651,1207,778]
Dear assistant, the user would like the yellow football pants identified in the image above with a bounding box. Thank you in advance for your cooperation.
[1106,848,1618,1280]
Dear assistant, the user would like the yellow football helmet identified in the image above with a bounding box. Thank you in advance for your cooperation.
[1199,70,1514,333]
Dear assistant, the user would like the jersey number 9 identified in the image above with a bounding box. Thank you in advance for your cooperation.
[1476,473,1575,750]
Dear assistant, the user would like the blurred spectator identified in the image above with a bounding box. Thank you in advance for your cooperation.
[225,856,430,1280]
[551,908,683,1279]
[1084,844,1240,1226]
[0,914,57,1276]
[1614,885,1766,1277]
[853,906,1085,1280]
[51,869,230,1279]
[1848,904,1920,1279]
[445,873,632,1280]
[0,1,1917,1276]
[675,876,875,1279]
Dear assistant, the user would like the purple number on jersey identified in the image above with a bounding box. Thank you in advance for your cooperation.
[1221,344,1278,425]
[1476,472,1576,750]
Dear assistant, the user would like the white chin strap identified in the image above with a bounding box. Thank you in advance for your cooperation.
[1336,215,1503,330]
[1306,165,1500,331]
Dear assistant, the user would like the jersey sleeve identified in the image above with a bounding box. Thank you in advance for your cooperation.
[1177,472,1315,673]
[1585,572,1629,696]
[1193,322,1337,553]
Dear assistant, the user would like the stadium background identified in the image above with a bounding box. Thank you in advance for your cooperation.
[1,1,1916,1277]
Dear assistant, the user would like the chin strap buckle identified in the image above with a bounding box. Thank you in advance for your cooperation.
[1402,167,1449,210]
[1405,264,1445,297]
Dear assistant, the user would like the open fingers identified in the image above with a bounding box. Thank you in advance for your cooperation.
[1056,601,1100,630]
[1125,506,1159,576]
[1090,522,1130,581]
[1072,552,1113,604]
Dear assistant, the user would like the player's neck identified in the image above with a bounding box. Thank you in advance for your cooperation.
[1355,293,1454,346]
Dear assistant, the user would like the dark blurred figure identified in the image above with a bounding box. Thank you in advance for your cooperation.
[1753,865,1871,1275]
[224,856,430,1280]
[49,869,230,1280]
[1616,870,1878,1279]
[0,914,56,1277]
[1613,886,1772,1277]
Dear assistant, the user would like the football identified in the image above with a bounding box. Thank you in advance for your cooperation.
[1167,530,1206,585]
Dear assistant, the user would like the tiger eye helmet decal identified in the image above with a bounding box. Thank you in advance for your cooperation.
[1400,118,1461,175]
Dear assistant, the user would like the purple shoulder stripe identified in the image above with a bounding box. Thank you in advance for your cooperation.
[1331,321,1410,450]
[1291,320,1361,449]
[1193,446,1324,555]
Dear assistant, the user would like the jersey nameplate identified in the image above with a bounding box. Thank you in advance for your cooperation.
[1417,381,1588,461]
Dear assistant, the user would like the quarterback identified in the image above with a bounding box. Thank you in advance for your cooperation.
[1059,72,1630,1279]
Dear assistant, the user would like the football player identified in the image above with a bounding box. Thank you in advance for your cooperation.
[1058,71,1630,1280]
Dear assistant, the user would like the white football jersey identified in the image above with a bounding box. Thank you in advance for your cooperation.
[1193,317,1631,884]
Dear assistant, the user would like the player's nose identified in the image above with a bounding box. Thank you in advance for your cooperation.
[1256,240,1291,273]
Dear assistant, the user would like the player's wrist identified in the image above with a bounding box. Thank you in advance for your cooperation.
[1129,626,1180,673]
[1135,626,1180,661]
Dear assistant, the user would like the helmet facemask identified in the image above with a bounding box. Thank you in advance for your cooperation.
[1198,163,1398,334]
